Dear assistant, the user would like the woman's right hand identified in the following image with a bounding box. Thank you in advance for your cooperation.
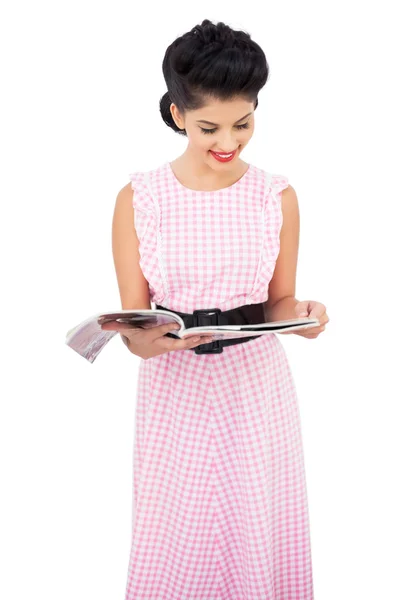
[100,321,214,359]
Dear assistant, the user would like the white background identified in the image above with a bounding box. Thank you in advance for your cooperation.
[1,1,399,599]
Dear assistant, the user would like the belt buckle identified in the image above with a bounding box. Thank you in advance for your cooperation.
[192,307,223,354]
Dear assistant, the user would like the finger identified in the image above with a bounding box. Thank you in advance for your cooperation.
[299,326,325,337]
[186,336,213,349]
[169,335,212,351]
[303,325,325,334]
[150,322,181,342]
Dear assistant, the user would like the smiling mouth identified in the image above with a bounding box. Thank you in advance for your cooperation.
[211,150,237,156]
[209,149,238,161]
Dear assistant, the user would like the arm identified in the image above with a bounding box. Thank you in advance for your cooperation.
[264,184,301,322]
[112,182,152,350]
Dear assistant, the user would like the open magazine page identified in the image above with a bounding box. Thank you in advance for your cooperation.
[65,309,319,364]
[66,320,119,364]
[99,310,182,328]
[65,309,183,364]
[176,319,319,341]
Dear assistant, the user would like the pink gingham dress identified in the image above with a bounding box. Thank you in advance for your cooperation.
[125,161,314,600]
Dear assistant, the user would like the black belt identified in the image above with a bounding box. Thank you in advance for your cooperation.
[155,302,265,354]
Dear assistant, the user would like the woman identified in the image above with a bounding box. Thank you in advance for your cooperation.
[103,18,328,600]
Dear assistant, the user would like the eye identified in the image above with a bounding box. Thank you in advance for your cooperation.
[200,122,250,135]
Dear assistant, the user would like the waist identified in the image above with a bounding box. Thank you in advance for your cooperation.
[155,302,266,354]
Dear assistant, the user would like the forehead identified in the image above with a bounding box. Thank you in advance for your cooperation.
[190,98,254,124]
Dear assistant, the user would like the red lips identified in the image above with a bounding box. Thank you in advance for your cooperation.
[209,149,237,162]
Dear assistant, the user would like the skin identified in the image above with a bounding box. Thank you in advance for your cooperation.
[169,96,255,191]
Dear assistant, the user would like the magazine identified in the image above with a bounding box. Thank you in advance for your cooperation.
[65,308,320,364]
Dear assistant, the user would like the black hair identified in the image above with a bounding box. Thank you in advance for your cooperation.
[159,19,269,136]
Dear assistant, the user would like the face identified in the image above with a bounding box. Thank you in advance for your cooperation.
[170,96,255,168]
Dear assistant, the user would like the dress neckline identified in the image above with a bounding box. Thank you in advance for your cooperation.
[165,161,252,193]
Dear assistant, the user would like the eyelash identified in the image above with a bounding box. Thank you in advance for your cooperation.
[200,122,250,135]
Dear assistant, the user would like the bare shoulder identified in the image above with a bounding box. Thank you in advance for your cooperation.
[281,184,298,206]
[117,181,134,199]
[114,182,135,216]
[280,184,299,233]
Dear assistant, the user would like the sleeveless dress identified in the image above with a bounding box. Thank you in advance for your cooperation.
[125,161,314,600]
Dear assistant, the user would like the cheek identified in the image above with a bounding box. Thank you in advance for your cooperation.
[187,129,204,145]
[193,132,213,151]
[242,126,254,141]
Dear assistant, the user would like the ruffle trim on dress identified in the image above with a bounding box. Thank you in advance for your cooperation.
[249,171,290,304]
[129,171,154,216]
[128,170,167,305]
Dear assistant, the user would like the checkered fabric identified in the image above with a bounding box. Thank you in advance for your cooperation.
[124,162,314,599]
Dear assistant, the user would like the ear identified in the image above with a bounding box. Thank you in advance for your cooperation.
[170,103,184,130]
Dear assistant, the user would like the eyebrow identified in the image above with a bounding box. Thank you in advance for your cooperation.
[196,112,253,126]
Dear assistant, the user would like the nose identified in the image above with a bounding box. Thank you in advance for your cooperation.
[214,134,238,153]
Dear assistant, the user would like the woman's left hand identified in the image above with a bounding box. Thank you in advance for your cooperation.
[285,300,329,338]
